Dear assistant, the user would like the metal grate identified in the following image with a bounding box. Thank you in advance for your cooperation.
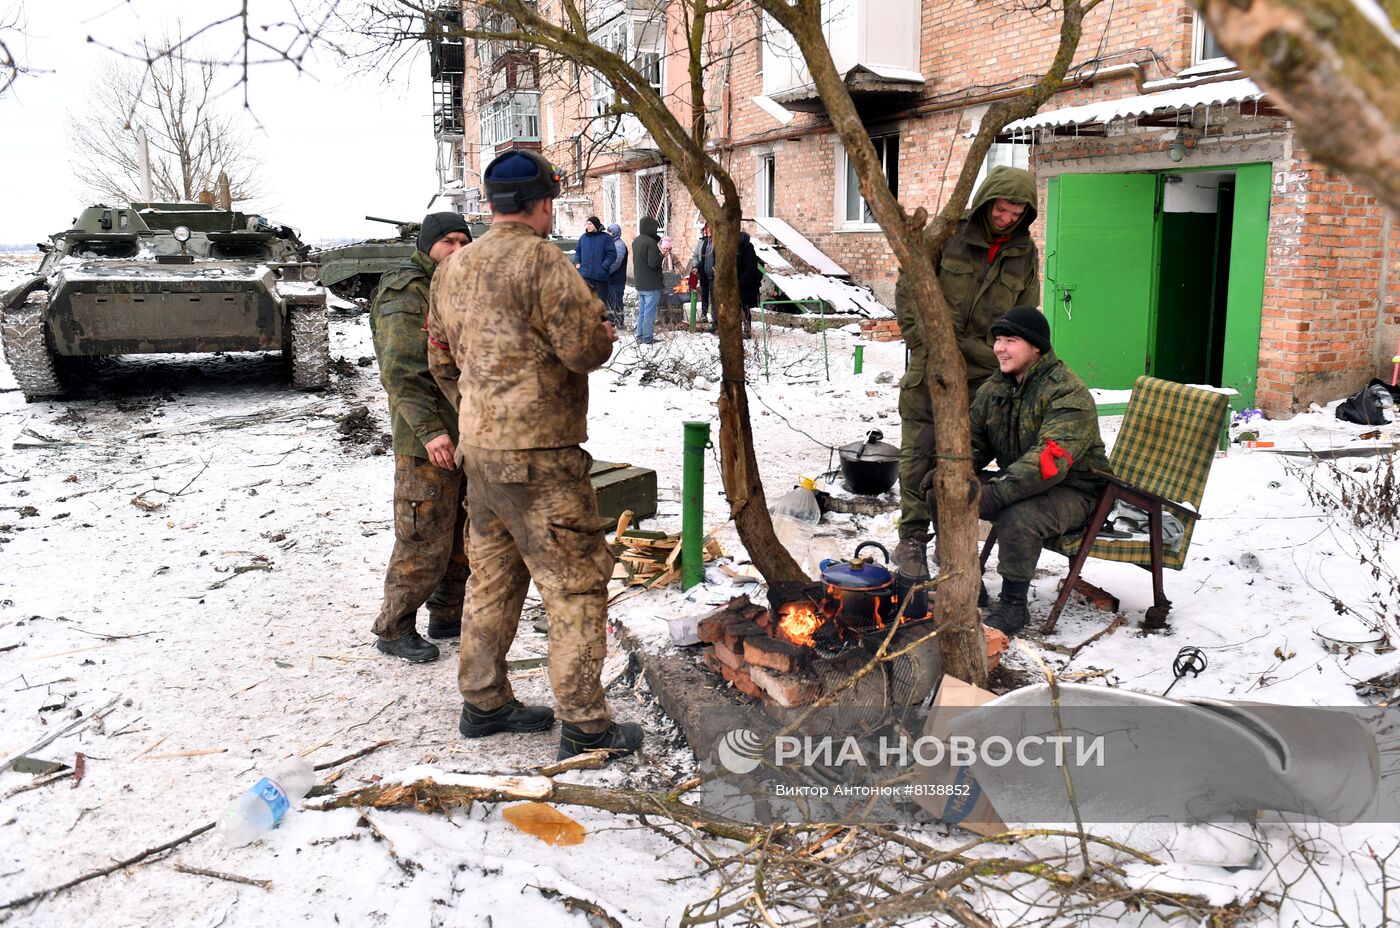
[637,169,668,232]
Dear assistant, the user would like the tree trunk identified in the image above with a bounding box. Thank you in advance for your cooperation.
[710,200,807,584]
[1196,0,1400,217]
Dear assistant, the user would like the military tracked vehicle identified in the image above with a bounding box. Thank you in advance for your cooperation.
[0,203,330,401]
[315,214,577,303]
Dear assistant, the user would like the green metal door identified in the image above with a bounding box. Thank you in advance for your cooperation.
[1045,173,1160,390]
[1219,163,1270,409]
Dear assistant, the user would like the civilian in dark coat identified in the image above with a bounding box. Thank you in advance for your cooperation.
[605,223,627,328]
[574,216,612,303]
[737,231,763,338]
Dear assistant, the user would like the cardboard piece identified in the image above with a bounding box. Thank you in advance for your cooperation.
[911,675,1008,836]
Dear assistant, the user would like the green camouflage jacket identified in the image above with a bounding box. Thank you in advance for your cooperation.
[897,165,1041,391]
[369,250,460,457]
[970,352,1110,510]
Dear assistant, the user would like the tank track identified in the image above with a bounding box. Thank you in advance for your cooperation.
[288,301,330,391]
[1,297,65,401]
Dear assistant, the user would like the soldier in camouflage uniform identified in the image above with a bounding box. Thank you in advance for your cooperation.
[894,166,1041,581]
[369,213,474,664]
[427,150,644,762]
[962,306,1109,635]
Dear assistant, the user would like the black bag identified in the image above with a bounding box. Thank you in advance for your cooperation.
[1335,378,1396,426]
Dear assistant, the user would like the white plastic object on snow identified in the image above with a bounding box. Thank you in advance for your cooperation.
[771,477,822,576]
[212,757,315,849]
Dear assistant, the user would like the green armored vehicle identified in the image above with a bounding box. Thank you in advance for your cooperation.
[315,214,577,303]
[1,203,329,401]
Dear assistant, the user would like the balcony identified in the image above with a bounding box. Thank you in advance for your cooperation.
[762,0,923,113]
[479,91,542,153]
[477,49,539,103]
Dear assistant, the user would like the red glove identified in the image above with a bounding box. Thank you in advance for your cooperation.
[1039,440,1073,480]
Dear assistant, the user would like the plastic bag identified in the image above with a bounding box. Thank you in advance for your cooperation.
[1336,379,1396,426]
[772,478,822,575]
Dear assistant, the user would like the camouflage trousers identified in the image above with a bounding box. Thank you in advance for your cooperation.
[986,485,1097,584]
[898,377,986,539]
[458,445,616,732]
[372,455,469,640]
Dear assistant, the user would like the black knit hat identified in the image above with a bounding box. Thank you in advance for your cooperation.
[990,305,1051,353]
[417,212,473,254]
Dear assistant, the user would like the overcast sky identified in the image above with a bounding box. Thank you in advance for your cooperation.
[0,0,440,246]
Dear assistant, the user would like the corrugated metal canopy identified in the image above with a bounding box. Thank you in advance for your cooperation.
[1003,78,1266,133]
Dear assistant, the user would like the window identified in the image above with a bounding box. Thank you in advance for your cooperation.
[637,167,668,232]
[632,19,664,94]
[601,174,621,228]
[478,92,541,148]
[839,133,898,227]
[757,153,776,218]
[1193,14,1231,65]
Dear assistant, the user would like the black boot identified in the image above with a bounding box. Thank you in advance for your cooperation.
[375,631,440,663]
[459,699,555,738]
[978,580,990,608]
[426,564,470,639]
[983,579,1030,635]
[558,721,644,761]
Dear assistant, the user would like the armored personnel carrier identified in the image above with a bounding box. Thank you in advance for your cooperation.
[1,203,329,401]
[315,214,577,303]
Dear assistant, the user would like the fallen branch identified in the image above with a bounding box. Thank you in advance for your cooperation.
[0,768,74,801]
[312,739,396,772]
[311,773,757,843]
[0,694,121,773]
[0,821,214,910]
[171,863,271,890]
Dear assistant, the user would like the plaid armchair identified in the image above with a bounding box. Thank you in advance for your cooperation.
[981,376,1231,633]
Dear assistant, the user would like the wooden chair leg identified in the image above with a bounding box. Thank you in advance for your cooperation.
[1142,503,1172,630]
[1041,488,1118,635]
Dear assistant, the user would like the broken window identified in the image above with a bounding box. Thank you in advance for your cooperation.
[841,133,898,226]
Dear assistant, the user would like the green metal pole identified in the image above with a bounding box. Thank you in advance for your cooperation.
[689,290,697,332]
[682,420,711,590]
[761,303,771,381]
[853,344,864,374]
[821,302,829,381]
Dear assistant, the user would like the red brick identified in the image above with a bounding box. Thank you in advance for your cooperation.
[750,666,819,707]
[742,635,805,674]
[712,640,744,671]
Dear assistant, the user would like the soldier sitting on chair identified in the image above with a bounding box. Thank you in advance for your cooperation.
[927,306,1110,635]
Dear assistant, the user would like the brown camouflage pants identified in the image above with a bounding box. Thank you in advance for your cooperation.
[457,445,615,732]
[372,455,469,640]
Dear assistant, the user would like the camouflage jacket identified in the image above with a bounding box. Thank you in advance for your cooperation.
[970,352,1110,510]
[897,166,1041,391]
[369,250,459,457]
[426,221,613,451]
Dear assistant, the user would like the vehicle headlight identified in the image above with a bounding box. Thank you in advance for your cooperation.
[172,226,192,243]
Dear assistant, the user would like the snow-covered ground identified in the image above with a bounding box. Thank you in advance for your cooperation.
[2,254,1398,926]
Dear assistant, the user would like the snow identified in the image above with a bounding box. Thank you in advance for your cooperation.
[751,216,849,276]
[765,271,893,318]
[2,251,1399,925]
[1004,77,1266,133]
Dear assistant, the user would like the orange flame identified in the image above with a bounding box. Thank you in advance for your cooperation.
[777,602,821,648]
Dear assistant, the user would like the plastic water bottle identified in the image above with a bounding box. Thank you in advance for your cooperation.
[212,757,315,849]
[771,477,823,576]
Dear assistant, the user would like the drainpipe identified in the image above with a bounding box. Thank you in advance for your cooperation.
[682,421,711,590]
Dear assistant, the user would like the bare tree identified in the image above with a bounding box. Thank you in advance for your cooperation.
[1195,0,1400,218]
[67,35,264,205]
[0,2,26,96]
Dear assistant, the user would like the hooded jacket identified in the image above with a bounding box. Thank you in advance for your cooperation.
[632,216,664,291]
[606,223,628,285]
[575,227,612,282]
[970,351,1110,511]
[897,165,1041,392]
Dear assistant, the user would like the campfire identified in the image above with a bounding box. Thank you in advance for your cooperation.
[697,584,1007,708]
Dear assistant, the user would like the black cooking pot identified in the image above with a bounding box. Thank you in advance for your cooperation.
[839,430,900,496]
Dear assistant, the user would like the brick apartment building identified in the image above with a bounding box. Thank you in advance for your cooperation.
[431,0,1400,416]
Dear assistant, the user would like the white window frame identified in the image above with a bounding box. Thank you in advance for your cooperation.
[835,133,898,230]
[479,92,541,148]
[601,174,621,228]
[756,152,776,218]
[1191,13,1233,68]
